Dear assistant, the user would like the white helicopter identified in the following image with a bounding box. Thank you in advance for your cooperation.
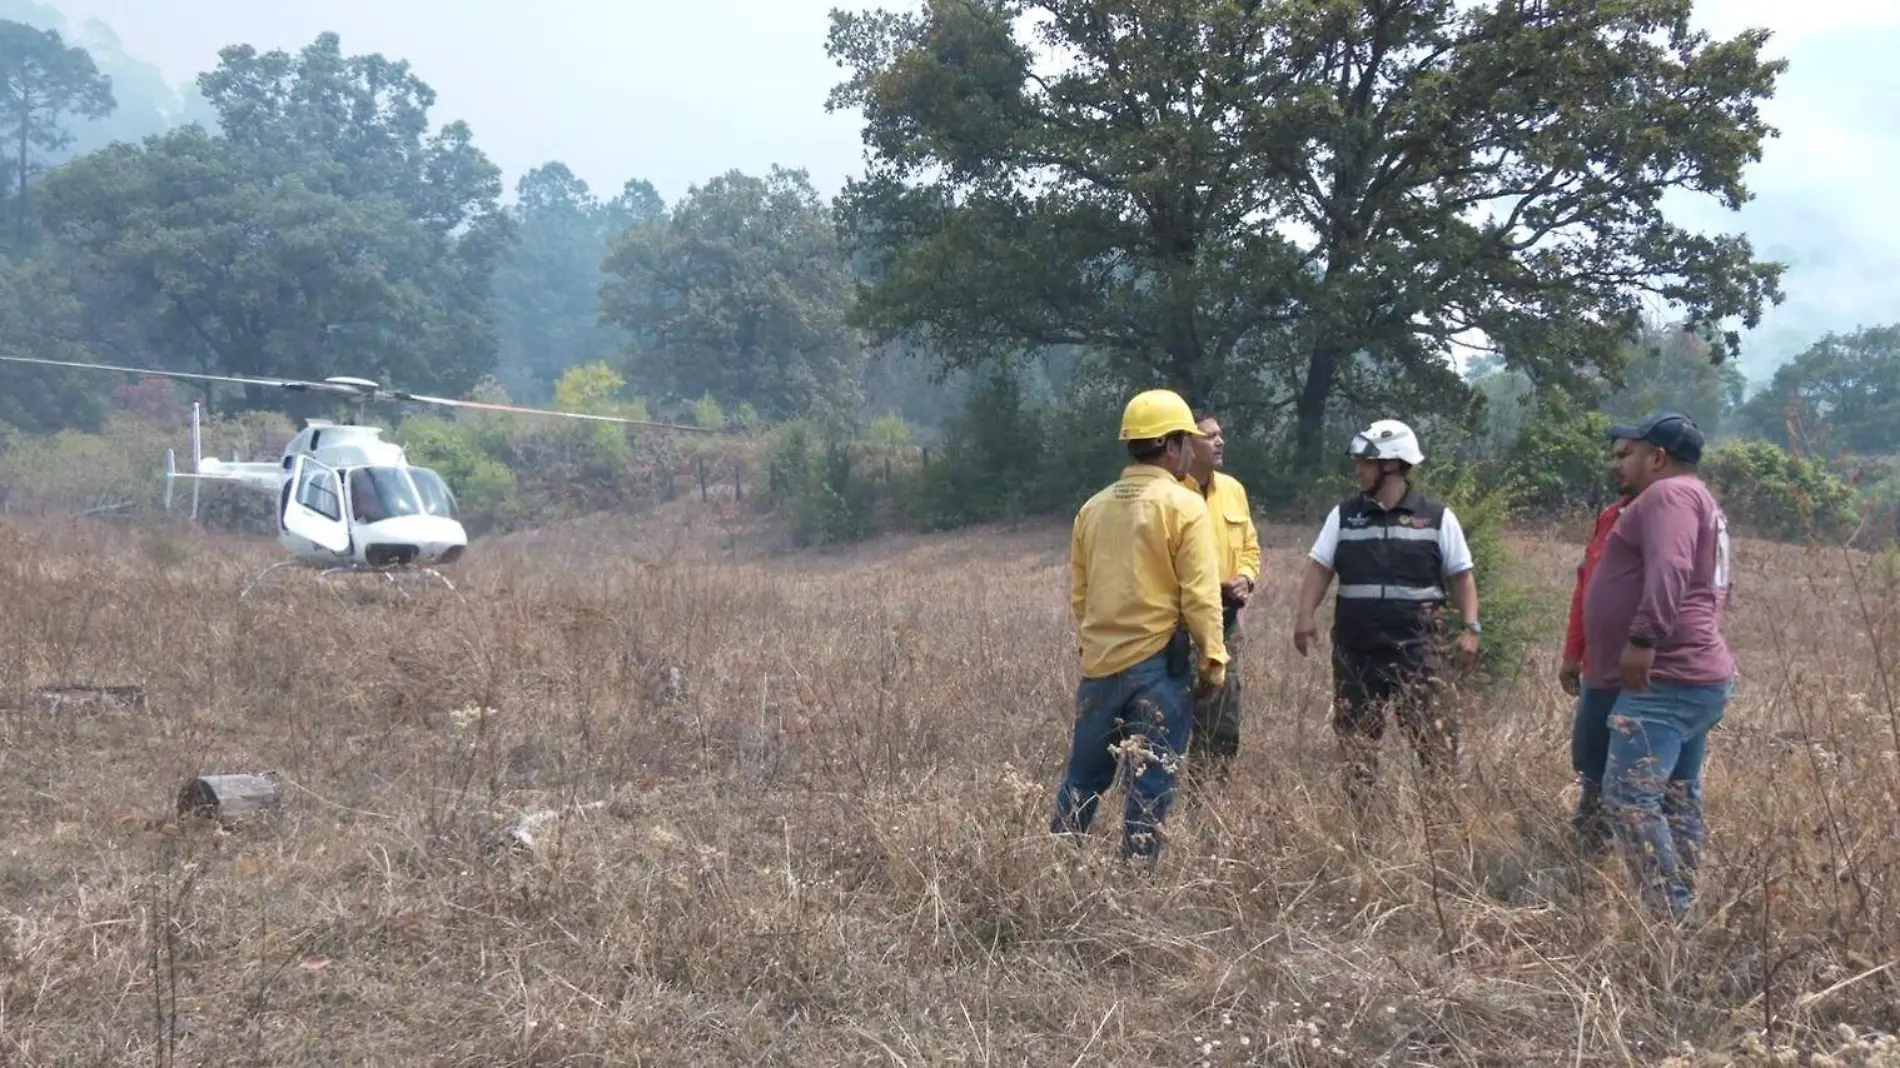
[0,354,712,597]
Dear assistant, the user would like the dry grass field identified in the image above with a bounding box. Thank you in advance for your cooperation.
[3,503,1899,1066]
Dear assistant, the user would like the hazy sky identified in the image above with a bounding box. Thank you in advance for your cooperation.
[33,0,1900,382]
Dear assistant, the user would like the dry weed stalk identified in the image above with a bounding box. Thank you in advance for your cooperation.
[0,509,1894,1065]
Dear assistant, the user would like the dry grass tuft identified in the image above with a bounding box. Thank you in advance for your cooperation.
[2,507,1898,1065]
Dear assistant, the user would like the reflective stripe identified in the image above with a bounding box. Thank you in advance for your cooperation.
[1337,525,1439,542]
[1338,584,1445,601]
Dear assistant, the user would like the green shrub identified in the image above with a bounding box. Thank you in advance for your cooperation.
[766,420,877,548]
[1494,386,1618,517]
[550,362,649,464]
[0,409,293,530]
[693,396,727,431]
[0,427,159,516]
[1033,373,1131,517]
[911,368,1050,530]
[1411,461,1545,689]
[1699,440,1857,543]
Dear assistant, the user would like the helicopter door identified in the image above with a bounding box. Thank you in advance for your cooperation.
[282,455,350,553]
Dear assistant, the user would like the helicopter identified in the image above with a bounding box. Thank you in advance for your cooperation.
[0,354,713,596]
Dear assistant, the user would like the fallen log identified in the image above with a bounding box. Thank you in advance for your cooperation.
[177,773,282,824]
[31,684,148,715]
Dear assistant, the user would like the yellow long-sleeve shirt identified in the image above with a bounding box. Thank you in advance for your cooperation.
[1183,470,1262,584]
[1070,464,1229,680]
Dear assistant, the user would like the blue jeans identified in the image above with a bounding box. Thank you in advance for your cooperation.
[1601,679,1732,917]
[1570,685,1620,852]
[1051,650,1194,860]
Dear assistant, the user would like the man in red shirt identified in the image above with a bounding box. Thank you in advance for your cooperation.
[1562,488,1633,854]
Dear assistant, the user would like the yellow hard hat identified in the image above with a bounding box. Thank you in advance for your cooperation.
[1119,388,1204,441]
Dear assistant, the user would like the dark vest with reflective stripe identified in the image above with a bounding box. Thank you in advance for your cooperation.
[1331,487,1447,648]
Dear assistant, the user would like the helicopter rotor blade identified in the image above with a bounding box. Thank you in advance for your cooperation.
[0,354,371,396]
[395,392,717,433]
[2,353,716,432]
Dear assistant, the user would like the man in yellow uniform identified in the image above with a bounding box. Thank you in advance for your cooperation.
[1051,388,1229,862]
[1181,408,1261,777]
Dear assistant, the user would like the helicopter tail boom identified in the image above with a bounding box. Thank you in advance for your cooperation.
[162,402,285,518]
[164,403,205,518]
[193,457,289,490]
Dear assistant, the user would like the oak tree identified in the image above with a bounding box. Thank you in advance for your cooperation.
[37,34,514,411]
[827,0,1787,463]
[1735,324,1900,458]
[600,166,863,421]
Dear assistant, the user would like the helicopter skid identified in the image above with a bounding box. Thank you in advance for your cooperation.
[239,560,462,603]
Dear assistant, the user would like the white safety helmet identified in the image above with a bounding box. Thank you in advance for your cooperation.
[1348,419,1424,466]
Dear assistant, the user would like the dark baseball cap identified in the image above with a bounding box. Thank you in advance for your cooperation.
[1609,410,1704,465]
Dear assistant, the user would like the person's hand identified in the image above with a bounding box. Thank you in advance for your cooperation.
[1620,642,1654,692]
[1222,576,1255,606]
[1454,629,1481,669]
[1293,615,1318,657]
[1195,660,1226,698]
[1558,659,1582,697]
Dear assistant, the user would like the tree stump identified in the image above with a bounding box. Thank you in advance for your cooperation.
[177,773,282,824]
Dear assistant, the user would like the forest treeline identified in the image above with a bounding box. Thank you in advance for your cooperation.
[0,6,1894,568]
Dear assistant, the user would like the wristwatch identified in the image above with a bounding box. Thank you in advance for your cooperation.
[1628,635,1654,649]
[1464,620,1482,635]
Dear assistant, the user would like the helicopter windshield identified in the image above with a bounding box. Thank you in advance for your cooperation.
[346,466,458,523]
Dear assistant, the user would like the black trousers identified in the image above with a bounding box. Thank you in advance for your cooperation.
[1330,638,1459,796]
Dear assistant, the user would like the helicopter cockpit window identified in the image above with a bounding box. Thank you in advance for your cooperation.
[407,467,458,519]
[347,466,457,522]
[348,470,381,522]
[296,465,342,521]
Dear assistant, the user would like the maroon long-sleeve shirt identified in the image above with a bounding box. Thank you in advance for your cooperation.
[1581,475,1735,689]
